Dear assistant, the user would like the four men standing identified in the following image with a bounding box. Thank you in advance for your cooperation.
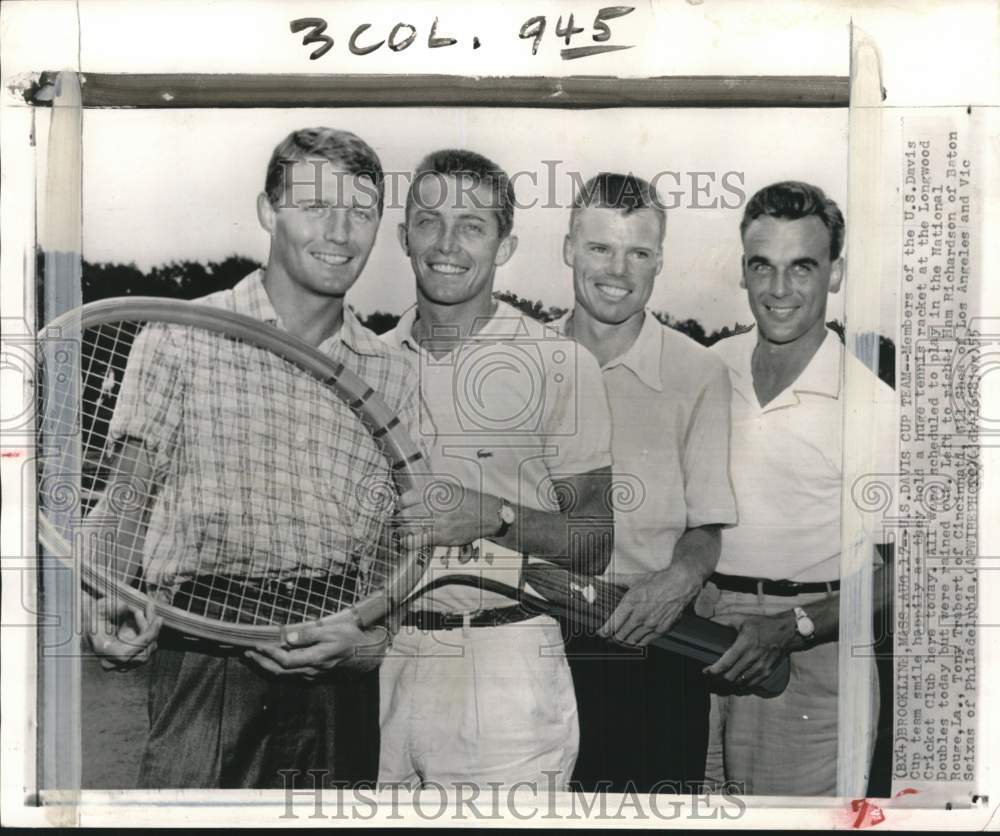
[88,127,893,796]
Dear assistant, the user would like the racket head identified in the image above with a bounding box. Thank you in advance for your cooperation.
[37,297,431,646]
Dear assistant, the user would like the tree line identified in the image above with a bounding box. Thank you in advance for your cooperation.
[82,255,894,387]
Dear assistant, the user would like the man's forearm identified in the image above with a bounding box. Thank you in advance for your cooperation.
[488,467,614,576]
[490,504,611,575]
[671,525,722,585]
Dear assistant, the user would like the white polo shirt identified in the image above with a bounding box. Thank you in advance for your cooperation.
[712,327,897,582]
[384,301,613,611]
[556,310,738,578]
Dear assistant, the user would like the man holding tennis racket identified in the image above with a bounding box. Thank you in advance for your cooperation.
[555,173,738,793]
[85,127,419,788]
[703,181,896,795]
[379,149,615,790]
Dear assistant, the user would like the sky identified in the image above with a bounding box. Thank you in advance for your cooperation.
[76,106,851,332]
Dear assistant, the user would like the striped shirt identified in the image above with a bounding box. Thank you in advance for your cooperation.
[108,270,421,591]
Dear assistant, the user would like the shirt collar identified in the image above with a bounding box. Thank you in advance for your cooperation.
[336,306,388,357]
[393,305,421,353]
[231,269,384,357]
[229,269,280,323]
[393,300,535,354]
[554,309,663,392]
[729,326,842,408]
[790,328,842,399]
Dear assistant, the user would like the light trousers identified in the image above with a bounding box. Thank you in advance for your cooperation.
[700,585,877,796]
[379,615,578,791]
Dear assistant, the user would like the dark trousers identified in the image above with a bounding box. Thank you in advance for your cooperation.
[564,631,710,794]
[138,633,379,789]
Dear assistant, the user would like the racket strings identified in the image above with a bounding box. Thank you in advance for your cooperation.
[170,566,368,626]
[39,316,408,628]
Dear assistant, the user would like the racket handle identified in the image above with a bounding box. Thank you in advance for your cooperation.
[758,656,791,698]
[523,564,792,699]
[351,593,390,630]
[643,615,788,699]
[353,544,435,630]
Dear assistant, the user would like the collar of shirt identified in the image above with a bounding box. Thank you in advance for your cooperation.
[228,269,384,357]
[392,300,539,355]
[552,308,663,393]
[728,326,842,411]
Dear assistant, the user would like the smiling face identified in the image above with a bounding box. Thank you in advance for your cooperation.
[741,215,843,347]
[399,173,517,310]
[258,157,380,302]
[564,207,664,327]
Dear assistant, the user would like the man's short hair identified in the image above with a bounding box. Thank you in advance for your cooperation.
[569,173,666,240]
[264,127,385,215]
[740,181,845,260]
[405,149,515,239]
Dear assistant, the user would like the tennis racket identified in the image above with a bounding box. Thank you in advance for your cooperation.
[401,549,790,698]
[36,295,791,699]
[37,297,432,647]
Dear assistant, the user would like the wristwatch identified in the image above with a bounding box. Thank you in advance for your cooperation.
[495,498,516,538]
[793,606,816,641]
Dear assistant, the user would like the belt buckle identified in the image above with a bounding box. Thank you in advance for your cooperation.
[412,610,436,631]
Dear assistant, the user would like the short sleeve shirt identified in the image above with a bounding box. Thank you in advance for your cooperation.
[556,310,738,578]
[384,301,613,611]
[712,327,898,582]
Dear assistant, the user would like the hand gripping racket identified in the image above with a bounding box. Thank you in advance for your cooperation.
[37,297,431,647]
[407,551,790,698]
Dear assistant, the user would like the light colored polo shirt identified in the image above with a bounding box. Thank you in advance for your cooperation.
[557,310,738,578]
[384,300,613,611]
[712,327,897,582]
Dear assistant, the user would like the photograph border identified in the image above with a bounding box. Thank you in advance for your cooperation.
[1,3,995,827]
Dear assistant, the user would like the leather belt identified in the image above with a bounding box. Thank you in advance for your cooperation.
[401,604,536,631]
[710,572,839,597]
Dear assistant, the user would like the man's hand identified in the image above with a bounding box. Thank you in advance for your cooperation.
[245,616,390,681]
[393,486,499,548]
[85,594,162,671]
[599,561,704,647]
[703,612,797,690]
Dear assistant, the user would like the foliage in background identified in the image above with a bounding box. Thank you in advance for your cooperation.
[83,256,264,303]
[82,256,894,387]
